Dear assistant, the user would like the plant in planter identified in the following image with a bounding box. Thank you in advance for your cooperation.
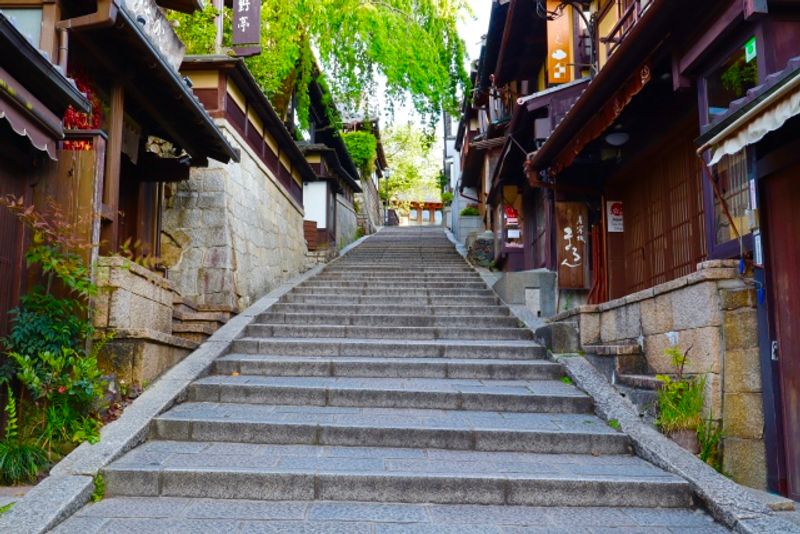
[460,206,480,216]
[655,346,706,453]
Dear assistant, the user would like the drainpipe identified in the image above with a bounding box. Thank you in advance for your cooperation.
[57,28,69,70]
[54,0,119,70]
[55,0,119,32]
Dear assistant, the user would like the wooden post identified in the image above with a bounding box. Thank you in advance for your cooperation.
[101,83,124,253]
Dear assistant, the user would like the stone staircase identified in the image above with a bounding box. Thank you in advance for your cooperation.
[54,227,728,532]
[171,298,235,343]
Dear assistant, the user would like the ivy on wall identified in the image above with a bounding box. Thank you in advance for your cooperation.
[342,131,378,177]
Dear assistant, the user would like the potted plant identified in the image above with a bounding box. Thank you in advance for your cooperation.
[655,346,706,453]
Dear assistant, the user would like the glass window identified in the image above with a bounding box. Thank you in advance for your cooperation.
[706,37,759,122]
[0,8,42,47]
[712,149,751,245]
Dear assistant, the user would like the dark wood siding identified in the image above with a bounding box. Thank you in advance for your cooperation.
[607,124,706,298]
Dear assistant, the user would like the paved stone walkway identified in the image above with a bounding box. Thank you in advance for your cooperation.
[54,227,728,532]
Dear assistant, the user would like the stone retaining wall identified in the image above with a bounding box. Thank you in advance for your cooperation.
[162,124,308,311]
[336,194,358,249]
[550,260,766,489]
[93,257,195,385]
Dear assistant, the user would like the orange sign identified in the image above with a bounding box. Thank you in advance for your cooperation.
[547,0,574,84]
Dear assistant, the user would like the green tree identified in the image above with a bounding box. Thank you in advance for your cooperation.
[381,124,441,204]
[342,131,378,177]
[169,1,469,126]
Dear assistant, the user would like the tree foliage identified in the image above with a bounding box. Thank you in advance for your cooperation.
[169,1,469,125]
[381,124,441,204]
[342,131,378,176]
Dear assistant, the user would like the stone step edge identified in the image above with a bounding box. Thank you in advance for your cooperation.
[151,416,631,454]
[102,466,692,508]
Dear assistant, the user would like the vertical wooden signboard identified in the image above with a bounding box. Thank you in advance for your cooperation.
[233,0,261,57]
[546,0,574,84]
[556,201,589,289]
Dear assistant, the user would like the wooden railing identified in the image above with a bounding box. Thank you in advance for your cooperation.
[599,0,653,60]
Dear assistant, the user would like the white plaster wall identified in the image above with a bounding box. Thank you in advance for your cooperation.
[304,181,328,229]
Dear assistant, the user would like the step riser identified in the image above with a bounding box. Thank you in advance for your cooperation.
[188,384,592,413]
[300,282,488,289]
[152,420,630,455]
[312,277,483,282]
[230,340,546,359]
[103,469,690,508]
[268,305,511,317]
[281,296,500,305]
[214,359,562,380]
[290,289,495,297]
[256,313,520,328]
[244,325,533,341]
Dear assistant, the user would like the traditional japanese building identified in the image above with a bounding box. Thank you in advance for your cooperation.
[343,118,388,235]
[167,55,316,312]
[0,0,238,385]
[300,76,362,257]
[0,12,90,336]
[524,0,800,496]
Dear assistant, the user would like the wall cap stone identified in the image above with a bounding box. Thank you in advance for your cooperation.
[96,256,177,292]
[546,264,750,321]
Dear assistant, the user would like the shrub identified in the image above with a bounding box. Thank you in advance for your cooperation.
[0,388,47,485]
[441,191,453,206]
[1,196,108,471]
[655,346,705,433]
[460,206,480,216]
[698,418,724,472]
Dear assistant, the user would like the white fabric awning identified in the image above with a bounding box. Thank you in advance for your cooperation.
[705,69,800,166]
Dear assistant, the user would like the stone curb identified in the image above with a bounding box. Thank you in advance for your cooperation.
[551,353,800,534]
[0,235,373,534]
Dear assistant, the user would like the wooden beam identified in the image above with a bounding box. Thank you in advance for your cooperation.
[743,0,768,20]
[100,83,124,253]
[677,1,744,75]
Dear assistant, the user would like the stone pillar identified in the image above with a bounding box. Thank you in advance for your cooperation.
[719,286,766,489]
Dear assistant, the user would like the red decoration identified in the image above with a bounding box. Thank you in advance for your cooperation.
[62,71,103,151]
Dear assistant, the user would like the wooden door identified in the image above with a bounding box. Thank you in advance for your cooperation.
[0,171,27,336]
[763,166,800,500]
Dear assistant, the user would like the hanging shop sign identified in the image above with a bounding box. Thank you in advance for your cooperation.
[556,202,589,289]
[546,0,574,84]
[606,200,624,232]
[233,0,261,57]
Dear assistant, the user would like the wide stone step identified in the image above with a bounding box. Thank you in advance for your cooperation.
[257,312,521,328]
[314,273,482,280]
[229,337,545,359]
[281,294,499,305]
[324,267,473,273]
[53,497,729,533]
[215,355,563,380]
[188,375,591,413]
[152,403,630,454]
[299,281,489,289]
[245,324,533,341]
[267,303,512,316]
[290,287,495,297]
[103,441,691,507]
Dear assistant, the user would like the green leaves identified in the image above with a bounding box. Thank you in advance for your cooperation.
[169,0,468,125]
[342,131,378,176]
